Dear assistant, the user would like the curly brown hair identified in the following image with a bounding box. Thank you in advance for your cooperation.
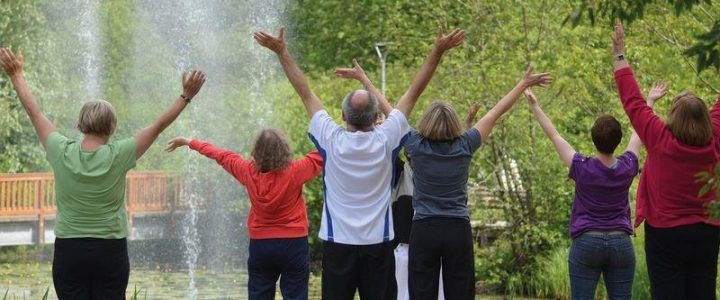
[252,128,293,172]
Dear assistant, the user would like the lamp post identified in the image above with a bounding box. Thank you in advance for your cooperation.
[374,42,389,95]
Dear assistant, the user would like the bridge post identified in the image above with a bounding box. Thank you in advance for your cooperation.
[35,180,45,244]
[127,178,134,240]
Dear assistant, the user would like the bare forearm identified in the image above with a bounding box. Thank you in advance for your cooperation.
[153,98,188,132]
[531,104,575,166]
[397,47,444,115]
[626,131,643,156]
[11,74,55,147]
[614,58,630,71]
[277,50,322,117]
[530,104,562,141]
[362,77,392,116]
[135,98,187,158]
[465,114,475,130]
[474,80,526,135]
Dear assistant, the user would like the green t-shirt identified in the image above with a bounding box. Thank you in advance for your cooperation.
[46,132,137,239]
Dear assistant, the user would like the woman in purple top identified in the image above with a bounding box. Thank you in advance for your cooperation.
[524,84,665,299]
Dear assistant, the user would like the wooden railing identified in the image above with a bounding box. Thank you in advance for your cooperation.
[0,171,182,243]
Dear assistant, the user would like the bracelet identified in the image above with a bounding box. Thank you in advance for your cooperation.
[180,94,191,103]
[614,53,625,61]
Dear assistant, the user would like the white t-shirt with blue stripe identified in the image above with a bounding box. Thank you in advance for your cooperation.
[309,109,410,245]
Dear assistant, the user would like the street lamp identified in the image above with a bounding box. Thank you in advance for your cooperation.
[374,42,389,95]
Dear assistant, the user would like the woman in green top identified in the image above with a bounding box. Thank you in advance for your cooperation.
[0,47,206,299]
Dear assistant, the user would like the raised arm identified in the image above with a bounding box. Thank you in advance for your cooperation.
[134,70,206,158]
[524,88,575,167]
[335,59,392,116]
[612,23,665,149]
[465,102,481,130]
[167,137,250,184]
[254,27,322,118]
[712,94,720,140]
[0,48,56,148]
[166,137,243,166]
[626,80,666,155]
[474,67,552,141]
[612,23,631,72]
[396,28,465,117]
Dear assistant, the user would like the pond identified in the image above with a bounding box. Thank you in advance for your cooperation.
[0,263,537,299]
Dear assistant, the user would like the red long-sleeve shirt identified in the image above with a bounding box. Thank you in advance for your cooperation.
[614,67,720,228]
[189,140,323,239]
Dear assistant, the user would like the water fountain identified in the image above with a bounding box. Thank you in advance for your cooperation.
[2,0,287,299]
[127,1,286,298]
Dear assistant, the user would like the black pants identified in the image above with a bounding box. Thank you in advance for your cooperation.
[645,222,720,300]
[322,241,397,300]
[408,217,474,300]
[53,238,129,300]
[247,237,309,300]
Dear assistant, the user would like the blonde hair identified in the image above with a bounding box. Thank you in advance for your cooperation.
[76,100,117,137]
[417,100,463,141]
[666,91,712,146]
[251,128,293,172]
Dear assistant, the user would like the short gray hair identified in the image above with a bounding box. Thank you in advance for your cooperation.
[342,90,378,128]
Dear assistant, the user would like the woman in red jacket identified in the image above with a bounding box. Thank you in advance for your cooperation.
[612,23,720,299]
[166,129,322,300]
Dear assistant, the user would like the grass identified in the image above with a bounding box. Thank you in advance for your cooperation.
[0,264,533,299]
[1,287,48,300]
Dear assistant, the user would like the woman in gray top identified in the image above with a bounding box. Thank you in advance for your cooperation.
[405,67,551,300]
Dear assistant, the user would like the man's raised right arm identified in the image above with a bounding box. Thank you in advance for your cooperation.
[254,27,322,119]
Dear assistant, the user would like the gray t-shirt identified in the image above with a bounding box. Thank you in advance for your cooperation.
[404,128,482,220]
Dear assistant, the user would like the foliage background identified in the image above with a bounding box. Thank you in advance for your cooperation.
[2,0,720,298]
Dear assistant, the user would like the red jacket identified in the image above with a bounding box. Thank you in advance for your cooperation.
[189,140,323,239]
[614,67,720,228]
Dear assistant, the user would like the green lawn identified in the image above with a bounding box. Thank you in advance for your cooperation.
[0,262,536,299]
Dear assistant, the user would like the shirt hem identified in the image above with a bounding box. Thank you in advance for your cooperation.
[250,228,308,240]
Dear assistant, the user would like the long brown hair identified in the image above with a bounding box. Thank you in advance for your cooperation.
[251,128,293,172]
[666,92,712,146]
[417,100,463,141]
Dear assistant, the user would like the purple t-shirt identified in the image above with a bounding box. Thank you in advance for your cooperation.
[568,151,639,238]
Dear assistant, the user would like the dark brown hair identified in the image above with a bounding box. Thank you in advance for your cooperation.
[252,128,293,172]
[667,92,712,146]
[591,115,622,154]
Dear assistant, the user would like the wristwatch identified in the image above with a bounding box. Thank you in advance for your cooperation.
[180,94,192,103]
[615,53,625,61]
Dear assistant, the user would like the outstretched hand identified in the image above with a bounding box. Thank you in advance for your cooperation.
[165,137,191,152]
[523,88,538,105]
[0,48,24,77]
[254,27,286,54]
[182,70,206,100]
[434,28,466,53]
[521,66,552,89]
[647,80,668,103]
[611,23,625,56]
[334,58,368,83]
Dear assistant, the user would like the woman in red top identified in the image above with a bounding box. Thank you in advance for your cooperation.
[166,129,322,300]
[612,24,720,299]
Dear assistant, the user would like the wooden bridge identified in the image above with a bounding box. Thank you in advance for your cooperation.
[0,171,183,245]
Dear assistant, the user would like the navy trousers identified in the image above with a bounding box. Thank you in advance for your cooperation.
[247,237,310,300]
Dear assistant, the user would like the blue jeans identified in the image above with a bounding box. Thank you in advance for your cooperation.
[568,233,635,300]
[248,237,309,300]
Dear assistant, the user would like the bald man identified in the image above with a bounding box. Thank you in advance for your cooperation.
[255,26,465,300]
